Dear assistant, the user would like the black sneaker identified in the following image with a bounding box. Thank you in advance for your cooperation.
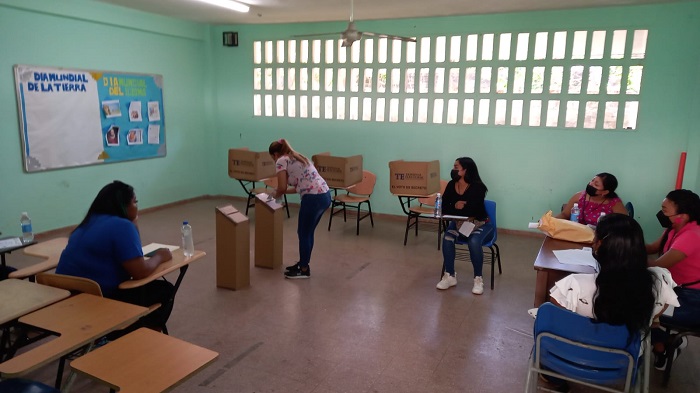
[654,348,681,371]
[285,262,300,272]
[284,265,310,279]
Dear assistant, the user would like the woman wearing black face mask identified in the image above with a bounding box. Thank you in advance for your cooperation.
[557,172,628,225]
[647,189,700,369]
[436,157,491,295]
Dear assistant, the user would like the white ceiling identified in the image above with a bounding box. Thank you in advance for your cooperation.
[95,0,680,25]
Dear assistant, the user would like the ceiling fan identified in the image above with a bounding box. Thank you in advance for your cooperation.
[292,0,416,47]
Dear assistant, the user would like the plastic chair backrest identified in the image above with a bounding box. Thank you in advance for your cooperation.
[349,170,377,196]
[625,202,634,217]
[418,179,448,205]
[36,272,103,297]
[263,177,278,189]
[482,200,497,245]
[534,302,641,385]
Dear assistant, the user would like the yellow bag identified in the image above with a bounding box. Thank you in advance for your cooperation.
[536,210,594,243]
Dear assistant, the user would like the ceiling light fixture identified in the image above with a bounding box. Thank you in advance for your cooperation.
[197,0,249,13]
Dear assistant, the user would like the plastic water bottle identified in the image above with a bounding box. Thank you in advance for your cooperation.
[20,212,33,243]
[181,221,194,257]
[597,212,606,224]
[570,203,580,223]
[434,193,442,217]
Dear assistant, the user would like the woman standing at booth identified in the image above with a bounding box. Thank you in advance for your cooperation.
[269,139,331,279]
[436,157,492,295]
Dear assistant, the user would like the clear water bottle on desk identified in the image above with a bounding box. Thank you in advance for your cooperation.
[570,203,580,223]
[181,221,194,257]
[434,193,442,218]
[20,212,33,243]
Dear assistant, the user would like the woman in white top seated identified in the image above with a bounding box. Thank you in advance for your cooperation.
[550,213,679,335]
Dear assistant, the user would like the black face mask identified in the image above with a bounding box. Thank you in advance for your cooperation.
[450,170,461,182]
[656,210,673,229]
[585,184,599,197]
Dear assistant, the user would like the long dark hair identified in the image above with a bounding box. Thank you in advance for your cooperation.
[592,214,654,336]
[596,172,619,199]
[456,157,488,193]
[76,181,135,230]
[658,189,700,254]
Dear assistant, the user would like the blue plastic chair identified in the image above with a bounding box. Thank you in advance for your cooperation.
[450,199,502,290]
[625,202,634,218]
[525,302,650,393]
[0,378,60,393]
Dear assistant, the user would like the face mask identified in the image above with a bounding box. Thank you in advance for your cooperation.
[656,210,673,229]
[450,169,461,182]
[585,184,599,197]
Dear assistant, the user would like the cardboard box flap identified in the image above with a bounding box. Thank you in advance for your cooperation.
[312,153,363,188]
[228,148,275,181]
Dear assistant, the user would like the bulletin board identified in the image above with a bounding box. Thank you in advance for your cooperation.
[13,64,167,172]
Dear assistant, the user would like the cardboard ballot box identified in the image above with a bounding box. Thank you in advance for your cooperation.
[388,160,440,195]
[215,205,250,290]
[228,148,276,181]
[311,153,363,188]
[254,193,284,269]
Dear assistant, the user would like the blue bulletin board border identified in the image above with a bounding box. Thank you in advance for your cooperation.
[14,64,167,172]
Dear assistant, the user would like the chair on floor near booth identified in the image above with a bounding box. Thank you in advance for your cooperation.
[450,199,502,290]
[404,179,449,249]
[328,170,376,236]
[525,302,650,393]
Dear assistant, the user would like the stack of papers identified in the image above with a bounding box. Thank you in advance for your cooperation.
[552,248,599,272]
[0,237,23,249]
[142,243,179,256]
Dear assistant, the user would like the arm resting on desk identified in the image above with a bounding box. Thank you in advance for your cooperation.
[123,249,172,280]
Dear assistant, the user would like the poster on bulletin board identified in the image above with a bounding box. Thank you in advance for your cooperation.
[13,64,167,172]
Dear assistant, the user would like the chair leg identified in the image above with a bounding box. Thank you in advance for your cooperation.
[368,201,374,227]
[490,246,495,290]
[495,244,502,274]
[328,200,336,231]
[356,203,361,236]
[404,215,412,246]
[283,194,290,218]
[245,193,254,216]
[437,217,442,251]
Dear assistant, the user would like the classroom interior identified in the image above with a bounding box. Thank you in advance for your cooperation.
[1,0,699,392]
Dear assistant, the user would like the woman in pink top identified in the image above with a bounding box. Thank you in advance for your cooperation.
[647,189,700,369]
[558,172,628,225]
[269,139,331,279]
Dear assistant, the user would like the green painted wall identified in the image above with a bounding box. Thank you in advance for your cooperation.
[0,0,211,233]
[1,0,698,242]
[209,2,700,239]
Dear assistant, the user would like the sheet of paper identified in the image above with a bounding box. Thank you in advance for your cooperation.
[142,243,180,256]
[552,248,599,272]
[147,124,160,144]
[0,237,23,249]
[663,305,675,317]
[459,221,475,237]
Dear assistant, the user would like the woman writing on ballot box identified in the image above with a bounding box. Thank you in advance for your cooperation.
[268,139,331,279]
[57,181,174,334]
[436,157,492,295]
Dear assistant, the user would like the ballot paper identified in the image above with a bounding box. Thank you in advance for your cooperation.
[256,192,284,209]
[0,237,23,249]
[142,243,179,257]
[459,221,476,237]
[552,248,599,272]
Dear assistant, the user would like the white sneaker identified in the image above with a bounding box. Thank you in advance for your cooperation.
[472,276,484,295]
[436,273,457,290]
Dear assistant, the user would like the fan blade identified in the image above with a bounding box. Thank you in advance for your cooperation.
[361,31,416,42]
[292,31,344,38]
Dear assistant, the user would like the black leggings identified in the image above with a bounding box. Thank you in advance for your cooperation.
[110,279,175,337]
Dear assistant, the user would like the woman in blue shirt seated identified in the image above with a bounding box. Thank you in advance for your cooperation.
[57,180,174,334]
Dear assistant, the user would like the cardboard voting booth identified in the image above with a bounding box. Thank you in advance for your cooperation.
[228,148,276,181]
[312,153,363,188]
[215,205,250,290]
[254,194,284,269]
[388,160,441,195]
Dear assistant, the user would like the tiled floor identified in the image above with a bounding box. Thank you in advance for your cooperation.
[8,197,698,392]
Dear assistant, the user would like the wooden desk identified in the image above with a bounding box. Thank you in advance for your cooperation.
[8,237,68,280]
[71,328,218,393]
[0,294,148,378]
[119,249,206,290]
[0,280,70,325]
[533,236,595,307]
[394,193,442,249]
[1,236,37,276]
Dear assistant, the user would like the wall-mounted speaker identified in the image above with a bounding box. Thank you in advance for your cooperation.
[223,32,238,47]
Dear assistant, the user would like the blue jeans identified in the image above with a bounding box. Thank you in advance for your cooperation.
[442,219,494,277]
[298,191,331,267]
